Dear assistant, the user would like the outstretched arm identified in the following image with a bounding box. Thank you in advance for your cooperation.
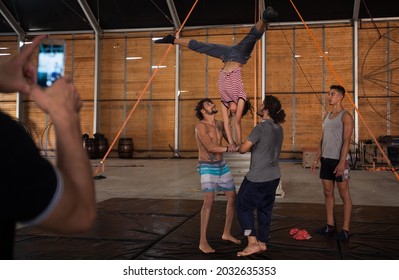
[0,35,95,234]
[30,78,96,233]
[239,139,253,154]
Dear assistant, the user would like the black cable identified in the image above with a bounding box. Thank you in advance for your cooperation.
[361,0,382,39]
[149,0,175,27]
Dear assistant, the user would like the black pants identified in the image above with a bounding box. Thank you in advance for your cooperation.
[236,177,280,243]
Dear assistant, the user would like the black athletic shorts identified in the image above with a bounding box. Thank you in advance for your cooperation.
[319,157,349,182]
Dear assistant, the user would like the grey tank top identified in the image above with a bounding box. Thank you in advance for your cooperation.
[322,110,346,160]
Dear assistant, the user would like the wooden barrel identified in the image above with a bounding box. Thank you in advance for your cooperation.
[118,138,133,159]
[84,138,99,159]
[98,138,109,158]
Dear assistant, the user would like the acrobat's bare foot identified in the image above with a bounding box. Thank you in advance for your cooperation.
[222,234,242,245]
[237,244,262,257]
[199,243,215,254]
[258,241,267,251]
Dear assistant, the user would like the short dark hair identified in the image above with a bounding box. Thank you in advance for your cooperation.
[330,84,346,98]
[195,98,212,120]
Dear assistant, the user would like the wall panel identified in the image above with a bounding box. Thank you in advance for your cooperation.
[359,22,399,142]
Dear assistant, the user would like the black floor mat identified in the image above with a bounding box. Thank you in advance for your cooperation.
[14,198,399,260]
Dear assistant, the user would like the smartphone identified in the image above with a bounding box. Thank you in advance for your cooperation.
[37,38,66,87]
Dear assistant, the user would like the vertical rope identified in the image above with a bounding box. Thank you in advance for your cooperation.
[253,0,260,127]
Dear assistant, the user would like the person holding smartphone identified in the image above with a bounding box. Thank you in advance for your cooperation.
[0,35,96,259]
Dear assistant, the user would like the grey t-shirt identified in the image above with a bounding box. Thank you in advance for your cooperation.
[245,119,283,182]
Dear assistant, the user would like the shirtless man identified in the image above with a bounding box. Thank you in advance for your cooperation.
[194,98,240,253]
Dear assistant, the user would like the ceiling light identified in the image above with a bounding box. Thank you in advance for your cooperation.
[178,90,189,96]
[19,41,33,47]
[126,56,143,60]
[152,65,167,69]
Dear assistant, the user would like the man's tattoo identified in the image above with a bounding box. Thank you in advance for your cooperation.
[208,153,216,161]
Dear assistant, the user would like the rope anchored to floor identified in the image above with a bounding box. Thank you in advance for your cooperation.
[93,0,199,177]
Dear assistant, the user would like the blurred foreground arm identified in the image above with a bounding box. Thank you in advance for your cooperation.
[29,78,96,233]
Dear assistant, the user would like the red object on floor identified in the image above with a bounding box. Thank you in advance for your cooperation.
[290,228,312,240]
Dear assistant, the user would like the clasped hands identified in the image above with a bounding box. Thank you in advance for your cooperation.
[227,143,239,152]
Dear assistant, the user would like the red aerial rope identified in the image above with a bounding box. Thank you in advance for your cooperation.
[94,0,200,176]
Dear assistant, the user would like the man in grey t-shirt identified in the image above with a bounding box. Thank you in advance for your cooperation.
[236,95,285,257]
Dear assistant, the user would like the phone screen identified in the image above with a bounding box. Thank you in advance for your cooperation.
[37,41,65,87]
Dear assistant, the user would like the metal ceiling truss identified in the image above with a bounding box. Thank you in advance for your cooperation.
[0,0,25,38]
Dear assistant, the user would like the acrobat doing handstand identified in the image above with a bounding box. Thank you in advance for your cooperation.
[155,6,278,145]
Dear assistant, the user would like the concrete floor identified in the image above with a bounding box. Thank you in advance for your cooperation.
[91,154,399,207]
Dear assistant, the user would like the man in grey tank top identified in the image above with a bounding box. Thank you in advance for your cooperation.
[311,85,354,241]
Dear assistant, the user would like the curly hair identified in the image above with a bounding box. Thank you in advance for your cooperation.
[195,98,212,120]
[263,95,286,124]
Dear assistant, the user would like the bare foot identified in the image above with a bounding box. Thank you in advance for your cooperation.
[199,243,215,254]
[222,234,242,244]
[237,244,262,257]
[258,241,267,251]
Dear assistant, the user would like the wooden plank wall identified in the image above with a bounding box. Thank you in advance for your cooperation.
[0,37,19,117]
[0,22,398,158]
[358,22,399,142]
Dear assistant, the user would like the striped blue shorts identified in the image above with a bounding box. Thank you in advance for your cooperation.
[197,160,235,192]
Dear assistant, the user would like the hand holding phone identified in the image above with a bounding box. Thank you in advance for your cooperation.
[37,39,66,87]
